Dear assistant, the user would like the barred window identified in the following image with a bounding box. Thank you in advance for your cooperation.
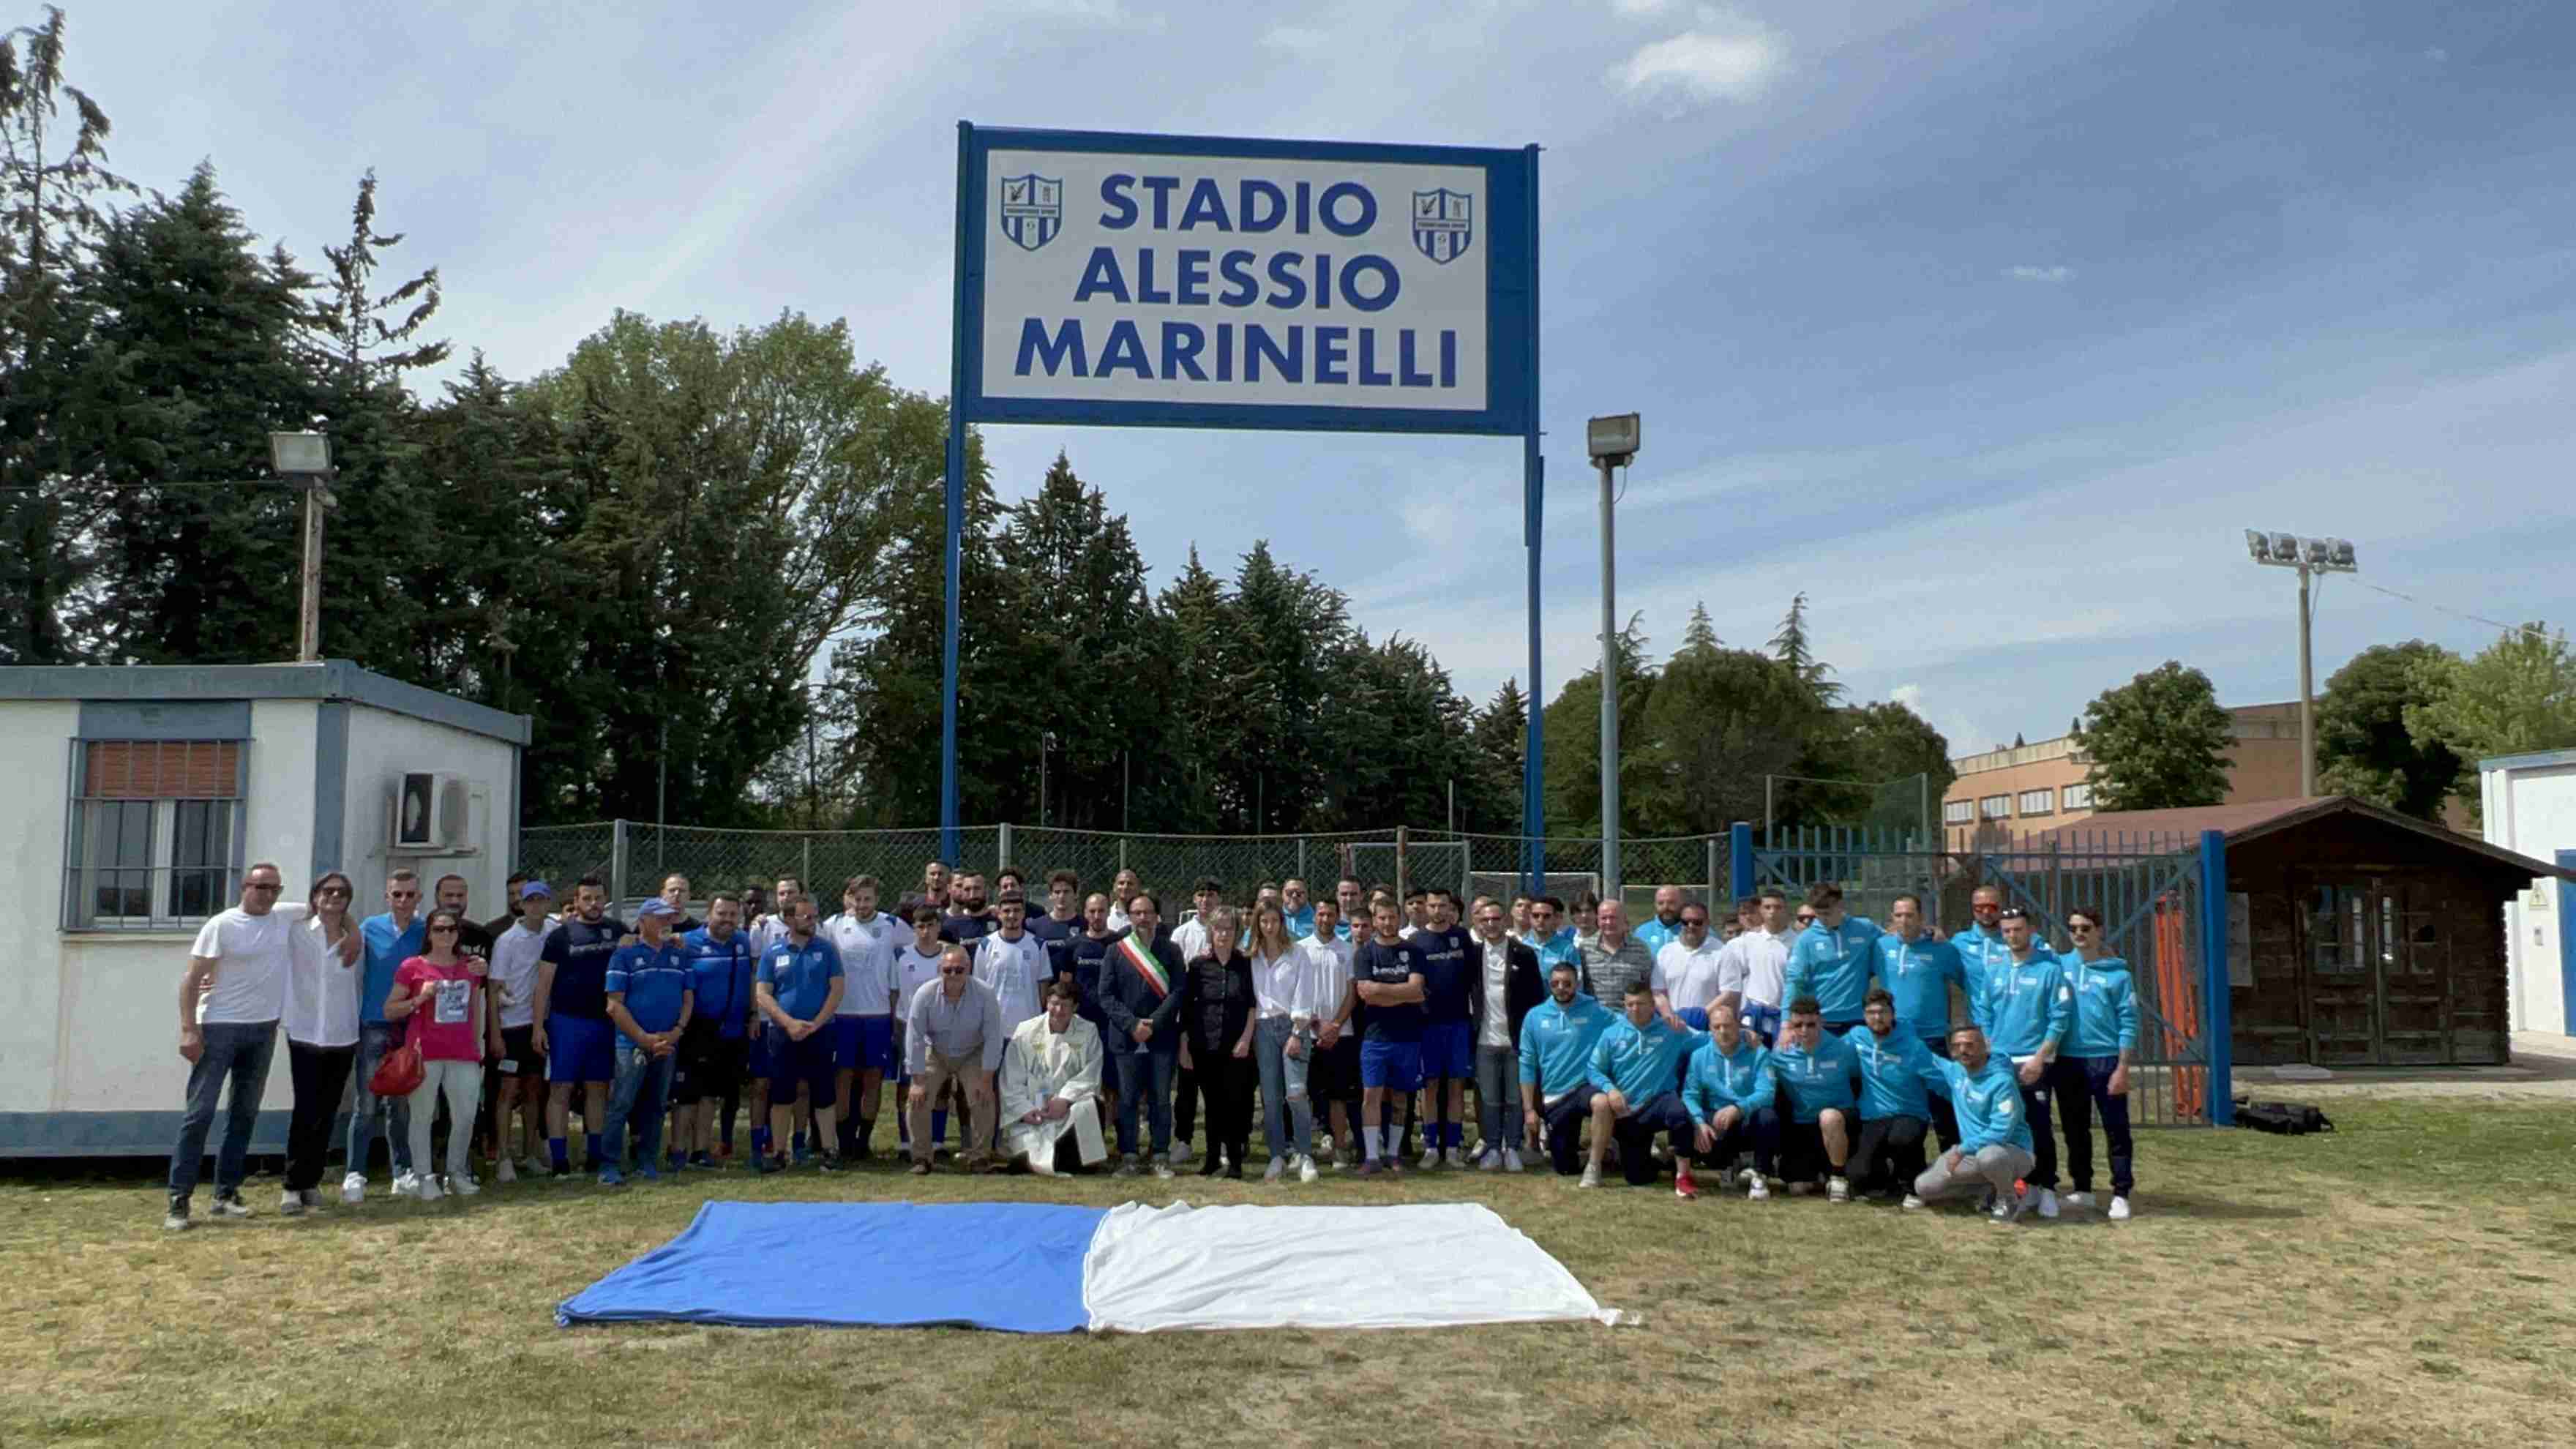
[64,741,247,929]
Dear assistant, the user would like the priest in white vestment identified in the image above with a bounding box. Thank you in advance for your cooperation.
[1001,978,1107,1174]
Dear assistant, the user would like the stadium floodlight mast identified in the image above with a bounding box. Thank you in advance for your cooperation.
[269,432,335,663]
[1587,413,1640,897]
[2243,530,2358,797]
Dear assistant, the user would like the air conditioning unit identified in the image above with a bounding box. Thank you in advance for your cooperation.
[392,772,471,850]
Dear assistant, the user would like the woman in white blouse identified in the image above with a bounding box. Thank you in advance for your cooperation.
[1246,899,1319,1184]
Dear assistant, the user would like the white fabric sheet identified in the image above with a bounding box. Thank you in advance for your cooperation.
[1079,1201,1620,1333]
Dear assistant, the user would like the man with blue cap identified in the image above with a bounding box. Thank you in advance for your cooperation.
[598,899,693,1185]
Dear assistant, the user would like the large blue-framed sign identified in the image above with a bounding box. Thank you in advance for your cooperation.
[943,124,1547,881]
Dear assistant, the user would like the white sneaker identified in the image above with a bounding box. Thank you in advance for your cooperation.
[1502,1147,1525,1173]
[1298,1155,1319,1184]
[341,1172,368,1205]
[1734,1166,1759,1187]
[2108,1194,2133,1221]
[207,1194,254,1220]
[495,1158,517,1185]
[1445,1147,1469,1169]
[391,1171,422,1199]
[1152,1155,1175,1180]
[1901,1194,1925,1211]
[1578,1165,1603,1188]
[413,1175,443,1202]
[162,1206,193,1232]
[2037,1188,2060,1220]
[521,1154,553,1180]
[1263,1157,1286,1183]
[1827,1175,1852,1204]
[1419,1146,1442,1170]
[1748,1177,1771,1201]
[1476,1147,1502,1172]
[2063,1190,2096,1210]
[1172,1139,1198,1163]
[278,1188,305,1216]
[449,1174,481,1197]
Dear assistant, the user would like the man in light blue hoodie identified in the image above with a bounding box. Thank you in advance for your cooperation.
[1577,981,1706,1188]
[1973,907,2070,1218]
[2051,905,2140,1220]
[1768,996,1864,1201]
[1784,883,1881,1035]
[1950,885,2014,1006]
[1518,962,1617,1176]
[1913,1023,2037,1225]
[1849,988,1951,1205]
[1681,1003,1778,1200]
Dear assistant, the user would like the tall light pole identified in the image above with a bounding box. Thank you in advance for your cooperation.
[1587,413,1639,898]
[269,433,334,662]
[1039,730,1056,828]
[2244,530,2358,797]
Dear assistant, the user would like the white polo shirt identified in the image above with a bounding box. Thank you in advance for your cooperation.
[192,905,303,1026]
[1653,936,1729,1015]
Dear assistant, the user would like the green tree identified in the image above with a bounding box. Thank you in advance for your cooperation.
[2404,624,2576,798]
[1635,611,1819,836]
[2316,641,2464,819]
[2073,661,2234,811]
[1466,678,1528,834]
[0,5,130,663]
[1768,591,1841,703]
[1540,615,1654,834]
[1798,700,1955,837]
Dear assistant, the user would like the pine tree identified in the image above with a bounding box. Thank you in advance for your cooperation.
[1767,591,1841,703]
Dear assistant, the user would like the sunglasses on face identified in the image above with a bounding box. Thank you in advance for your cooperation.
[389,891,420,900]
[318,886,351,897]
[246,882,282,893]
[940,966,969,976]
[2069,921,2096,932]
[429,924,458,934]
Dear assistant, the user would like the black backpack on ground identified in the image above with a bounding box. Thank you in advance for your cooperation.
[2232,1096,2334,1134]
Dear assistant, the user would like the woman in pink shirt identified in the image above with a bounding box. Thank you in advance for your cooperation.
[386,907,487,1201]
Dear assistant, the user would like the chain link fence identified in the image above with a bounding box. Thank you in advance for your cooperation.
[514,820,1736,915]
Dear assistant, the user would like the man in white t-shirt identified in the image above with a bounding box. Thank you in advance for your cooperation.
[888,905,951,1156]
[975,895,1050,1036]
[1714,887,1797,1044]
[1651,902,1728,1030]
[168,863,310,1231]
[824,875,901,1159]
[484,880,556,1180]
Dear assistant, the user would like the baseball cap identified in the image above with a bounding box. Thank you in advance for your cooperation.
[637,898,680,919]
[519,880,554,902]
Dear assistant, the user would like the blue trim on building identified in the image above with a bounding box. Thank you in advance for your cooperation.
[954,124,1538,438]
[312,701,350,882]
[0,1109,292,1158]
[0,661,531,745]
[2558,850,2576,1039]
[2479,747,2576,773]
[75,700,252,741]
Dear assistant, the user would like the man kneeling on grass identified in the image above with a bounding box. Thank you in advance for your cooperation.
[1577,981,1705,1189]
[1000,978,1107,1175]
[1768,997,1862,1202]
[1912,1024,2037,1226]
[1680,1002,1778,1200]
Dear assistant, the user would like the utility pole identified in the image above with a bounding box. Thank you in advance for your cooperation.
[270,433,334,662]
[1587,414,1639,899]
[2244,531,2357,798]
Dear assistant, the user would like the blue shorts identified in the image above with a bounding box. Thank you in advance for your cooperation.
[1419,1019,1474,1078]
[545,1014,615,1085]
[831,1014,894,1072]
[1359,1038,1423,1093]
[747,1023,778,1081]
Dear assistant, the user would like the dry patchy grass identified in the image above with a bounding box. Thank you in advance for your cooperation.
[7,1098,2576,1448]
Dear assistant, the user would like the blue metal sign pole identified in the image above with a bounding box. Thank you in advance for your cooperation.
[941,120,974,867]
[1520,143,1544,896]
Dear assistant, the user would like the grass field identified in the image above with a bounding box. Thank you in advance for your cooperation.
[8,1097,2576,1448]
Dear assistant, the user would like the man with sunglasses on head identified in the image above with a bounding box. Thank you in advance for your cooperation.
[1974,906,2070,1219]
[346,869,427,1201]
[1713,888,1797,1046]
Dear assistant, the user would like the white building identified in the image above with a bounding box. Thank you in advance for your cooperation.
[0,661,528,1156]
[2481,747,2576,1038]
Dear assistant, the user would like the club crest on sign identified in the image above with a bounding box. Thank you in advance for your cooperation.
[999,173,1063,252]
[1412,187,1472,264]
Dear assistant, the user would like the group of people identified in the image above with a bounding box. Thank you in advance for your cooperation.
[164,858,2140,1232]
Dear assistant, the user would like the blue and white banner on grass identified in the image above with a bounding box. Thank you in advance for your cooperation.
[558,1200,1619,1333]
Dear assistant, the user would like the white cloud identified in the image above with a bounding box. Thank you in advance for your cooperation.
[1010,0,1161,29]
[2423,46,2449,61]
[2004,264,2073,282]
[1611,0,1674,15]
[1606,28,1783,105]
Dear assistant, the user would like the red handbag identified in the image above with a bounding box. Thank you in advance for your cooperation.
[370,1028,425,1097]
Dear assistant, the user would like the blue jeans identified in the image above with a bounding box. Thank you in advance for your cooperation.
[346,1021,414,1177]
[168,1020,277,1202]
[1475,1042,1524,1151]
[2051,1054,2135,1195]
[1253,1016,1317,1163]
[1112,1045,1177,1157]
[602,1039,677,1173]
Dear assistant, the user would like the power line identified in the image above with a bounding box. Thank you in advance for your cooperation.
[2343,577,2562,645]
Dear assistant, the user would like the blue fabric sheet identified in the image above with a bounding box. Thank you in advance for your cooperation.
[557,1200,1107,1332]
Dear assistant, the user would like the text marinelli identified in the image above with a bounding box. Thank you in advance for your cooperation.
[1012,175,1461,389]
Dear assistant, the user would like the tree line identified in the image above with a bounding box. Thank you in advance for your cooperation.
[0,9,1960,841]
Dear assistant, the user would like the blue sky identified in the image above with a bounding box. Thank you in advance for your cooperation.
[81,1,2576,760]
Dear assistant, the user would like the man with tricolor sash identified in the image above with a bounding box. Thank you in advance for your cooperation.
[1099,891,1188,1178]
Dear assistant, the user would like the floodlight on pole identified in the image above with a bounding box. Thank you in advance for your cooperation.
[2244,529,2359,796]
[1587,413,1639,899]
[271,431,336,664]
